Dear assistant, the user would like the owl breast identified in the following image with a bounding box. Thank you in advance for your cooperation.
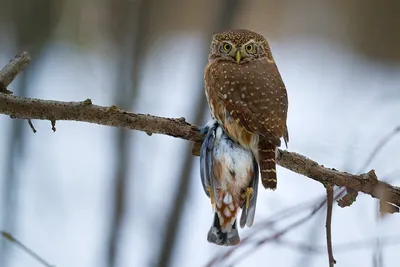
[205,62,257,149]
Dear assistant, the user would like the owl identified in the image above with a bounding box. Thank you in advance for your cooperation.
[204,29,289,190]
[200,120,259,246]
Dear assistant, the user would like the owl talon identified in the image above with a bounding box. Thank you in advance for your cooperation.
[245,187,253,210]
[201,120,219,135]
[200,126,209,135]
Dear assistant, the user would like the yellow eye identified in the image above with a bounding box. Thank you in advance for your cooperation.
[245,44,254,52]
[223,43,232,51]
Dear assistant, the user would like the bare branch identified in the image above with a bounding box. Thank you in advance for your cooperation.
[325,185,336,267]
[1,93,400,207]
[277,151,400,207]
[277,234,400,254]
[0,51,30,94]
[27,119,37,133]
[1,231,53,267]
[0,94,202,142]
[359,126,400,172]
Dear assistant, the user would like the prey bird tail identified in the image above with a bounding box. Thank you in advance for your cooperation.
[207,212,240,246]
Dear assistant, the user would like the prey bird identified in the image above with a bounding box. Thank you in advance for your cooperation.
[200,120,259,246]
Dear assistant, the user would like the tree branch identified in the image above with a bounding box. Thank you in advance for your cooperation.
[0,51,30,94]
[1,231,53,267]
[0,94,202,142]
[1,52,400,209]
[277,151,400,207]
[325,185,336,267]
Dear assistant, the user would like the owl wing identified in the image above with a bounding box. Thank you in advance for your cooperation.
[206,59,288,146]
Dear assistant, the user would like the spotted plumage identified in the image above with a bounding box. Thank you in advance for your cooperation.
[200,120,259,246]
[204,29,289,190]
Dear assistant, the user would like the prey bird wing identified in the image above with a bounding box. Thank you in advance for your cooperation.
[200,121,220,206]
[240,159,259,228]
[199,120,260,246]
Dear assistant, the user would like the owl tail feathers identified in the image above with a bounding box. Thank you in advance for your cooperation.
[258,141,277,190]
[207,213,240,246]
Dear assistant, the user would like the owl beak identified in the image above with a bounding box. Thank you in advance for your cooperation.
[235,50,241,63]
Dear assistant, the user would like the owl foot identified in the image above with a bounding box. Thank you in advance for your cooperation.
[245,187,254,210]
[200,119,219,135]
[200,126,209,135]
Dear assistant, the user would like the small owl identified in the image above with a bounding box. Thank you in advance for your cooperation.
[204,29,289,190]
[200,120,259,246]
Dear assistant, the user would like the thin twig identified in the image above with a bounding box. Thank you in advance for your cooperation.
[359,126,400,172]
[27,119,37,133]
[277,235,400,254]
[51,120,56,132]
[0,51,31,93]
[325,185,336,267]
[1,231,53,267]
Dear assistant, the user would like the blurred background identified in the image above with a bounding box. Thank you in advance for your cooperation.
[1,0,400,266]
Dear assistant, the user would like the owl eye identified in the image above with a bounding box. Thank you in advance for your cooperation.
[223,43,232,51]
[245,44,254,53]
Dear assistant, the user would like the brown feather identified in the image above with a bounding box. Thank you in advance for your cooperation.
[258,140,277,190]
[205,58,287,146]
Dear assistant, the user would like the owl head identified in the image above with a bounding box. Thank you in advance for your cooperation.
[208,29,274,63]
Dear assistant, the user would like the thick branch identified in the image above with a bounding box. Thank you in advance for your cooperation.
[0,94,202,143]
[1,51,400,208]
